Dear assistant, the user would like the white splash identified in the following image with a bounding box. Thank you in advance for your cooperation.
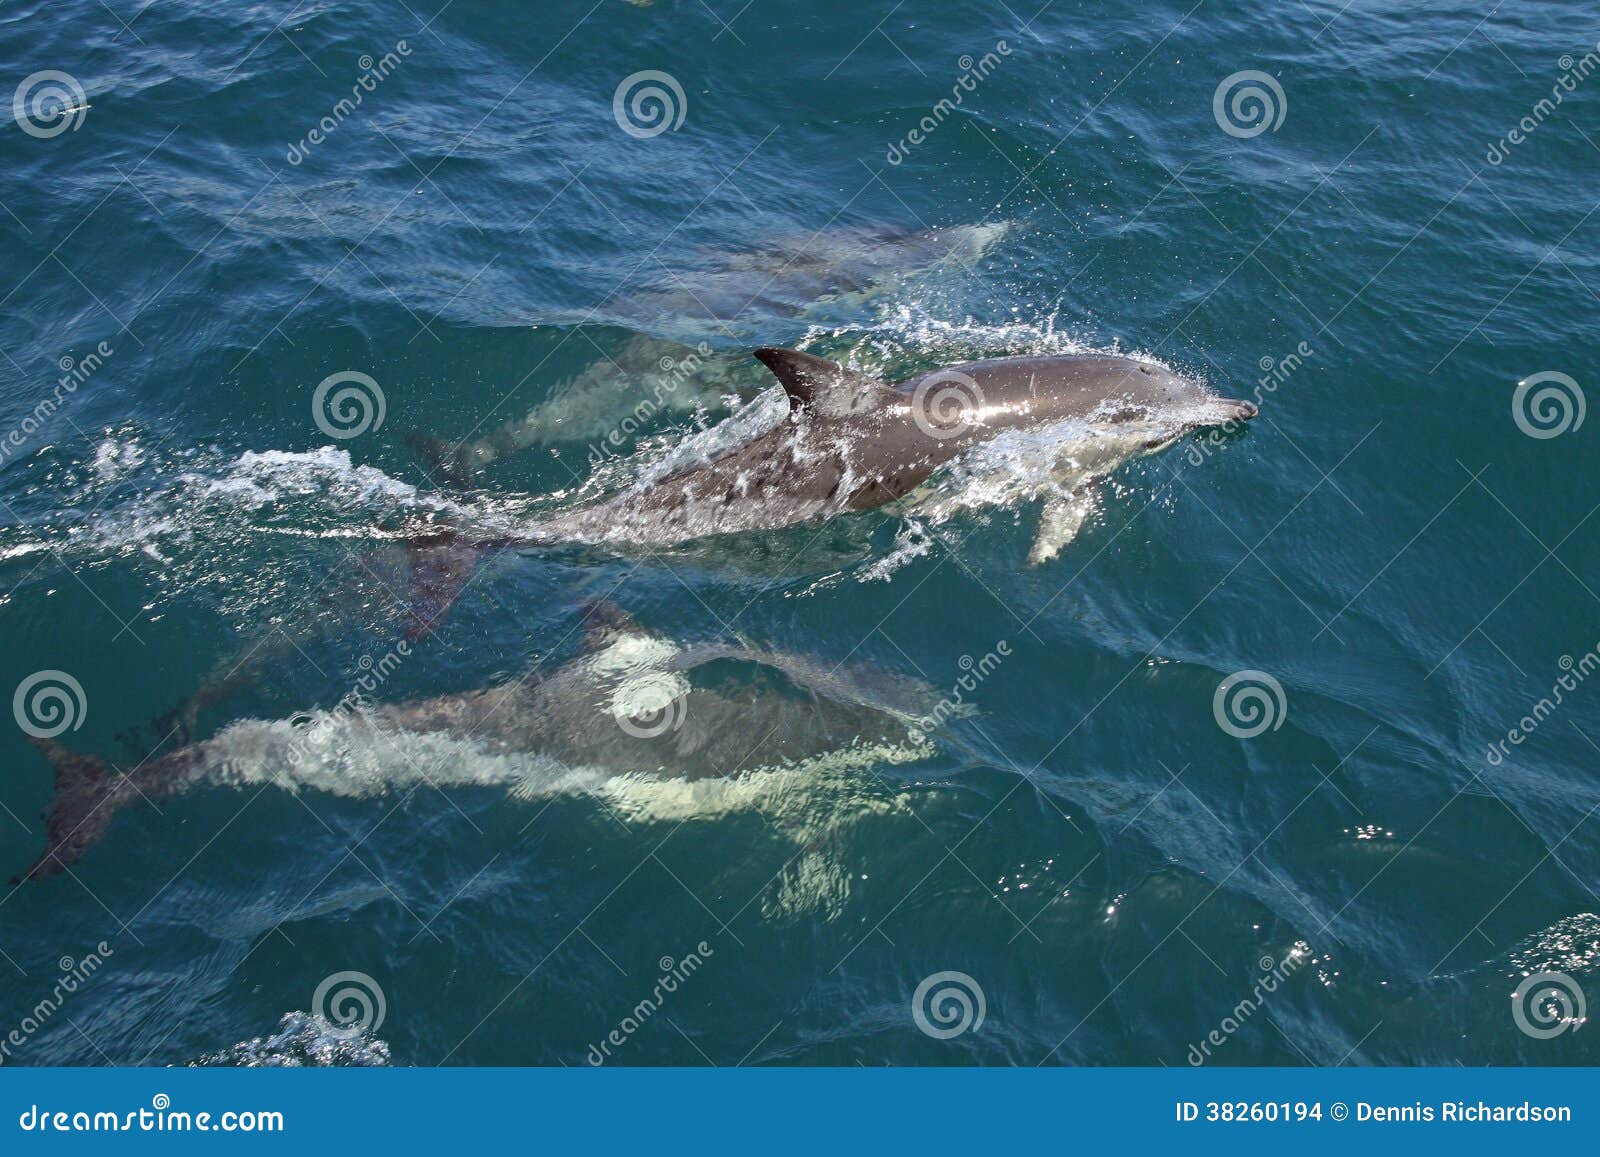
[199,712,616,802]
[190,1011,391,1067]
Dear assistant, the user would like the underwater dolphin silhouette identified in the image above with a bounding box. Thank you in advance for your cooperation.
[14,607,940,882]
[560,223,1012,344]
[472,347,1257,557]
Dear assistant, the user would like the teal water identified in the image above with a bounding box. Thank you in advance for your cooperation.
[1,0,1598,1066]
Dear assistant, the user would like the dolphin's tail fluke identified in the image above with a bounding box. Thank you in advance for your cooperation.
[15,738,120,883]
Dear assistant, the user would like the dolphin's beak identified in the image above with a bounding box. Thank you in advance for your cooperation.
[1193,396,1258,428]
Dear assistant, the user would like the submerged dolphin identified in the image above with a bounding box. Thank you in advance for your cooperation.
[407,333,755,487]
[15,607,941,882]
[470,347,1257,561]
[571,223,1011,343]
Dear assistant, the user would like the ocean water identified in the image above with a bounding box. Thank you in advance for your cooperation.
[1,0,1598,1067]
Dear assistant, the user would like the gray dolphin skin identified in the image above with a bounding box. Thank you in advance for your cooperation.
[489,347,1258,551]
[15,607,939,882]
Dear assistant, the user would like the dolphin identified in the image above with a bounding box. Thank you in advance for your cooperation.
[462,347,1257,562]
[568,223,1011,343]
[407,333,756,487]
[13,606,940,882]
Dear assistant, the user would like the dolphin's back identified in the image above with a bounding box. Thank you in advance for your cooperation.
[894,354,1210,415]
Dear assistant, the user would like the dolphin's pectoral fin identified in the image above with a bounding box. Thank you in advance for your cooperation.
[404,533,482,641]
[753,347,899,418]
[1029,484,1101,566]
[154,660,262,747]
[15,739,118,883]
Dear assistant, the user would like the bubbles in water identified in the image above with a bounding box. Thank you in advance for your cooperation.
[189,1011,391,1067]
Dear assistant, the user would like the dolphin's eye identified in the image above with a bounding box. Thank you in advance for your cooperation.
[1139,365,1154,375]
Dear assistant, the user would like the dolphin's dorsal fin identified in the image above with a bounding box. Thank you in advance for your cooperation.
[579,599,644,651]
[753,348,898,418]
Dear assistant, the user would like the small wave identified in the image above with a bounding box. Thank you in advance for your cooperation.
[3,440,542,596]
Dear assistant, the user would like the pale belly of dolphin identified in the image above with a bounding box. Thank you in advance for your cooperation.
[902,416,1187,564]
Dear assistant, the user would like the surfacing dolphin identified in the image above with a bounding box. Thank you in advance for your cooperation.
[15,606,941,882]
[470,347,1257,561]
